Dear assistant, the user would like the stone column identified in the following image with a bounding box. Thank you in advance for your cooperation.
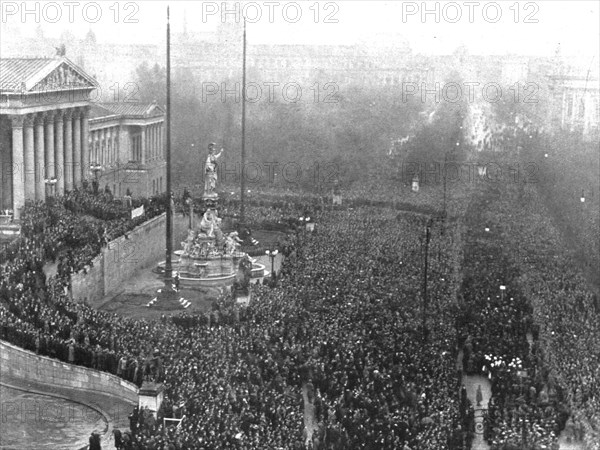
[112,128,117,163]
[156,125,159,159]
[34,113,45,201]
[114,128,120,163]
[160,125,164,159]
[54,110,64,195]
[1,119,11,211]
[91,131,97,164]
[152,125,156,160]
[44,111,55,181]
[10,116,25,220]
[102,128,107,166]
[108,129,112,165]
[63,109,73,191]
[148,125,152,160]
[81,106,90,181]
[141,127,146,165]
[73,108,82,187]
[23,115,35,201]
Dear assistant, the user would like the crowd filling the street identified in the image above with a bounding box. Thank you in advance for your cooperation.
[1,105,598,450]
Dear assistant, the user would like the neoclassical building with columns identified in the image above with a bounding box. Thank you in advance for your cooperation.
[1,57,165,220]
[1,57,96,219]
[89,102,166,199]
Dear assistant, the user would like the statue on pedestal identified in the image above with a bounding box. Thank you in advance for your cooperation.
[204,143,224,198]
[224,231,243,255]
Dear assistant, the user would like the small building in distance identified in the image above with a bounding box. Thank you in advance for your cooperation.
[89,103,166,198]
[548,75,600,141]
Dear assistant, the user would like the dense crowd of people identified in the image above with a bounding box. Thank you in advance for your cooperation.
[2,182,472,448]
[1,101,598,450]
[492,175,600,450]
[458,181,563,450]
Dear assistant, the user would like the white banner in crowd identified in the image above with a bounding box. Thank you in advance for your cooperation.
[131,205,145,219]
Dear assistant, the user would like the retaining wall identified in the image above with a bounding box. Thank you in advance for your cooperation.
[71,214,188,307]
[0,340,138,404]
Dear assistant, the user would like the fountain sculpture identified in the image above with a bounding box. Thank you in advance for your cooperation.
[156,143,265,288]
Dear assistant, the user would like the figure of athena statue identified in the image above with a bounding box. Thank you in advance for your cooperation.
[204,142,224,197]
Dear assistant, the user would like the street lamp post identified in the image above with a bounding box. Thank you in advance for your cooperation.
[240,18,247,230]
[265,249,278,282]
[90,163,103,194]
[500,285,506,302]
[305,216,314,233]
[44,177,57,199]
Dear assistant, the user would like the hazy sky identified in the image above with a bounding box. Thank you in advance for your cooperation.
[2,1,598,57]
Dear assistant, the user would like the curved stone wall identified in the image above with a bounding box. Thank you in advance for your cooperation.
[0,340,138,404]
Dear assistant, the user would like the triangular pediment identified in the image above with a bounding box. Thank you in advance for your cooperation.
[28,58,98,92]
[146,104,165,117]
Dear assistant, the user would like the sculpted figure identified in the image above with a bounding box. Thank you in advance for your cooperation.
[225,231,243,255]
[204,143,224,197]
[182,229,196,255]
[199,209,217,237]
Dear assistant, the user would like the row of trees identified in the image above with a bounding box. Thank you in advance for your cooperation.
[490,80,600,291]
[134,62,427,192]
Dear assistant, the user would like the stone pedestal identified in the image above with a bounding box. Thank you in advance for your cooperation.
[235,290,252,306]
[412,175,420,192]
[138,382,164,419]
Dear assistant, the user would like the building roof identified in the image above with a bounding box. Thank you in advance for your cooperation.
[0,58,53,88]
[0,57,98,93]
[98,102,165,119]
[89,104,119,120]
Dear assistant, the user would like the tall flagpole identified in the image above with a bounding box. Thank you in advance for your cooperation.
[240,18,247,230]
[164,5,173,292]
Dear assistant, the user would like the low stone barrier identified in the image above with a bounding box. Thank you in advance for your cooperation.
[0,340,138,404]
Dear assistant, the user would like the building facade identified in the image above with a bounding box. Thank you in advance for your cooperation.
[89,103,166,198]
[0,57,96,219]
[549,75,600,140]
[0,57,166,220]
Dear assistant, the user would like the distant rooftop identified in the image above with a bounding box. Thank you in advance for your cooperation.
[90,102,165,121]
